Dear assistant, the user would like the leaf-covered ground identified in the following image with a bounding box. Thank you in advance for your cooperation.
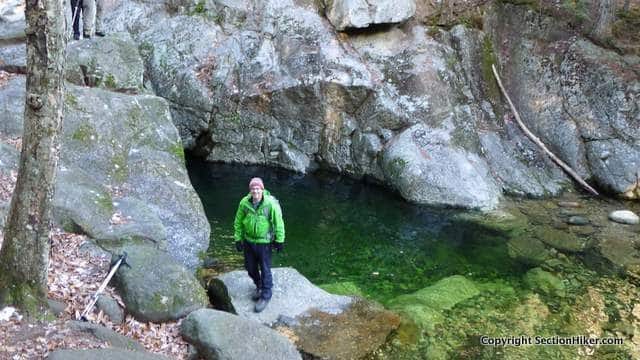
[0,155,190,359]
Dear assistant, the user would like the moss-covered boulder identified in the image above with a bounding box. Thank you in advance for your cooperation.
[65,32,145,93]
[181,309,301,360]
[387,275,480,332]
[524,267,566,298]
[534,227,591,252]
[112,244,208,322]
[59,85,209,269]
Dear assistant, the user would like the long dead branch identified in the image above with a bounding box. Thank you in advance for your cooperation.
[491,64,600,196]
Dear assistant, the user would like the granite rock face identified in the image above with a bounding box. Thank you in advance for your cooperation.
[487,3,640,200]
[97,0,609,210]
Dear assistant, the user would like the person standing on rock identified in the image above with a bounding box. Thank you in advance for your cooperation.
[70,0,92,40]
[234,177,285,313]
[70,0,105,40]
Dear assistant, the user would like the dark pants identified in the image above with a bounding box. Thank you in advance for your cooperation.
[243,241,273,300]
[70,0,84,36]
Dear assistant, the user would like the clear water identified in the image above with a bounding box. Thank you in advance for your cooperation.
[187,157,638,359]
[187,158,531,304]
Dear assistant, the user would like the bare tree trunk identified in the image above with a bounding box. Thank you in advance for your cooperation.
[592,0,616,41]
[623,0,630,12]
[0,0,66,317]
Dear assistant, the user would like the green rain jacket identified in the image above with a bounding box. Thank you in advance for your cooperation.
[234,189,285,244]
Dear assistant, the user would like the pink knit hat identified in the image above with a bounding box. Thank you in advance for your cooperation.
[249,177,264,190]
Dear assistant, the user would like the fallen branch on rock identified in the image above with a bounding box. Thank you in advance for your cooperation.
[491,64,600,196]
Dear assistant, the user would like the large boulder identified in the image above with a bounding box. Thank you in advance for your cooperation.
[216,267,352,325]
[111,243,209,322]
[382,123,501,210]
[2,30,210,267]
[59,84,209,269]
[215,267,399,359]
[181,308,302,360]
[65,32,145,93]
[54,167,168,245]
[323,0,416,31]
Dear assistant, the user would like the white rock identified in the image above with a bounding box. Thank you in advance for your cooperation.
[608,210,640,225]
[324,0,416,31]
[0,306,17,321]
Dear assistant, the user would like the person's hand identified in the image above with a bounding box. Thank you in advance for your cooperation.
[272,242,283,253]
[235,241,243,252]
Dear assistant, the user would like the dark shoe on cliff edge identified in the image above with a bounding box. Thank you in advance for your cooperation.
[254,298,270,313]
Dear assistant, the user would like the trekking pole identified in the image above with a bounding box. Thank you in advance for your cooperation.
[79,251,129,321]
[70,0,81,35]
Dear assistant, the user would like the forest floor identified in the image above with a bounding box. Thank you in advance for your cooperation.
[0,163,190,359]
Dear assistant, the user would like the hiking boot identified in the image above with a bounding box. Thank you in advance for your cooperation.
[254,298,270,313]
[95,31,106,37]
[73,33,80,41]
[83,33,91,39]
[251,288,261,301]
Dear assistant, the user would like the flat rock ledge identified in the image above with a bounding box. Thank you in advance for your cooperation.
[217,268,353,325]
[214,267,399,359]
[181,308,302,360]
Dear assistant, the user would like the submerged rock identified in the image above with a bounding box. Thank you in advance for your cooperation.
[507,235,552,265]
[567,215,589,226]
[284,299,400,360]
[387,275,480,333]
[524,268,566,298]
[608,210,640,225]
[319,281,366,297]
[534,227,591,253]
[181,308,301,360]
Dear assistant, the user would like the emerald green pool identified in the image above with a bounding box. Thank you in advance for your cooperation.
[187,157,638,359]
[187,158,530,303]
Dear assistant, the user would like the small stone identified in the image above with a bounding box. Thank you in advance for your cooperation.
[559,208,583,217]
[96,294,125,324]
[567,216,589,226]
[202,257,218,269]
[47,299,67,317]
[558,201,581,208]
[608,210,640,225]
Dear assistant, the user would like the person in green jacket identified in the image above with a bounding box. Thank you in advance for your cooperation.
[234,177,285,313]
